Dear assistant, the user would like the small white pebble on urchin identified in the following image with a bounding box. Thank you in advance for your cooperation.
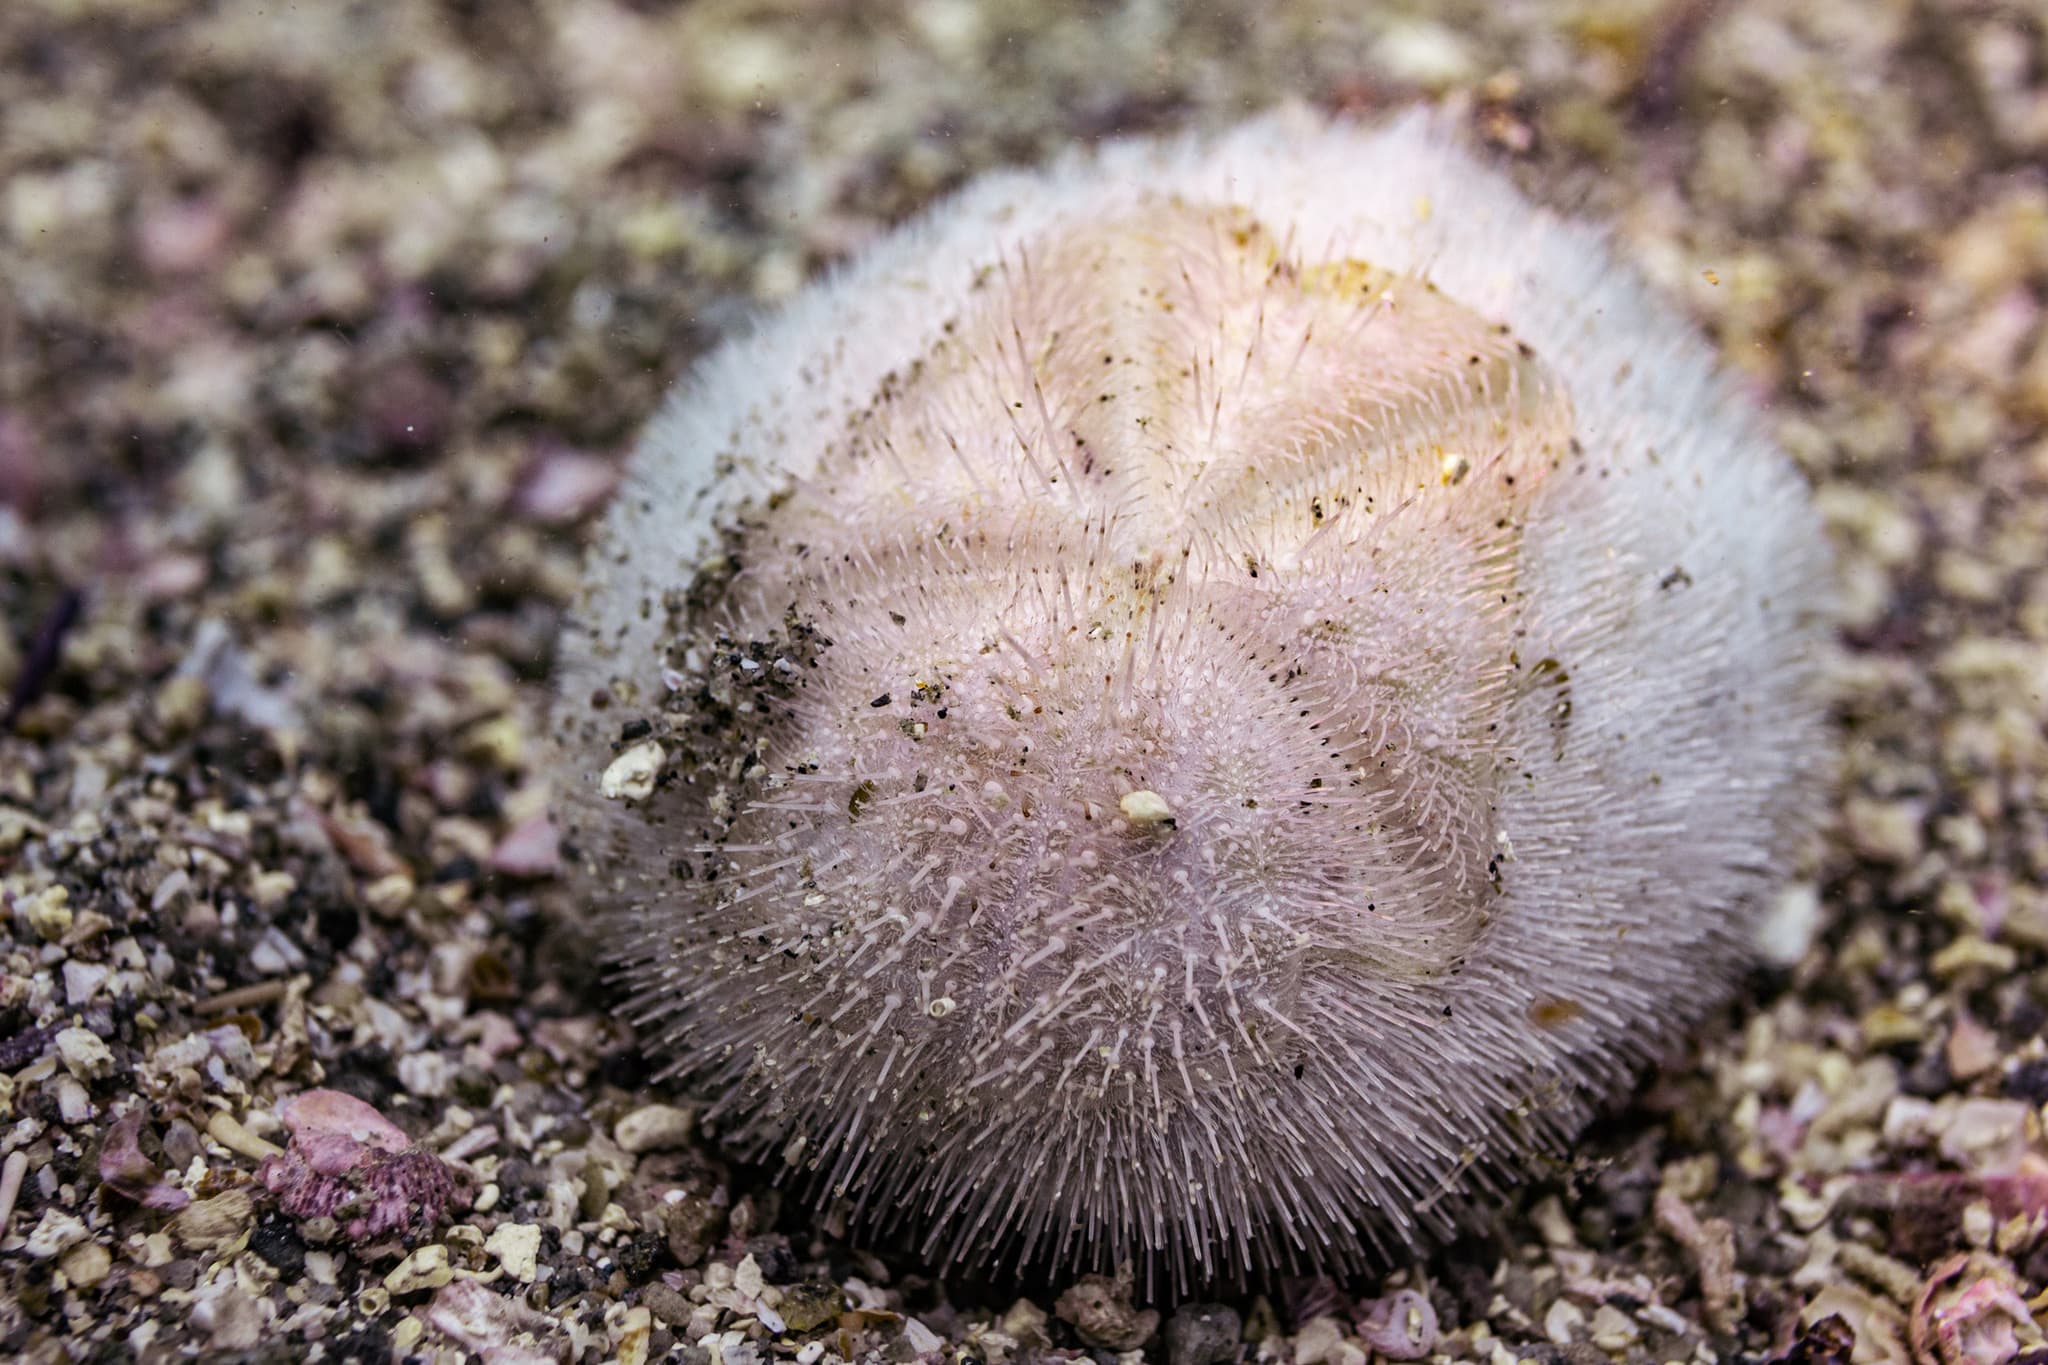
[552,106,1833,1288]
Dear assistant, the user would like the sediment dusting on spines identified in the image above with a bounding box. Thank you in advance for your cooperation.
[552,112,1835,1293]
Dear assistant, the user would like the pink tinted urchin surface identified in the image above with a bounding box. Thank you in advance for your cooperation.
[552,108,1833,1288]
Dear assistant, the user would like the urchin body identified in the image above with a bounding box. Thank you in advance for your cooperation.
[554,109,1831,1286]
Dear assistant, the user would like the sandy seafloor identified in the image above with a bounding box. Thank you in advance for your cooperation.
[3,0,2048,1361]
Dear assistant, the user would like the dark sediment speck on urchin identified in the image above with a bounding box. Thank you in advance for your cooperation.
[551,107,1833,1291]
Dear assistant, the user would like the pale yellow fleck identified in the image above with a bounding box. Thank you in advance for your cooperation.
[1118,790,1174,825]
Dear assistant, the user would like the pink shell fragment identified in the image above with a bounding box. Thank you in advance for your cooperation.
[260,1088,463,1243]
[97,1111,192,1212]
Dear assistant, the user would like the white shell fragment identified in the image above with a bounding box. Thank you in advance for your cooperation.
[599,739,665,802]
[552,108,1833,1287]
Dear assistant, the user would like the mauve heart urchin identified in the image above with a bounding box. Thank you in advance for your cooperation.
[550,108,1833,1288]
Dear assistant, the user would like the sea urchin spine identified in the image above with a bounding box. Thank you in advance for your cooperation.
[552,108,1833,1288]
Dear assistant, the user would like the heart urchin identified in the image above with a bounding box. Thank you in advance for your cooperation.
[551,107,1833,1288]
